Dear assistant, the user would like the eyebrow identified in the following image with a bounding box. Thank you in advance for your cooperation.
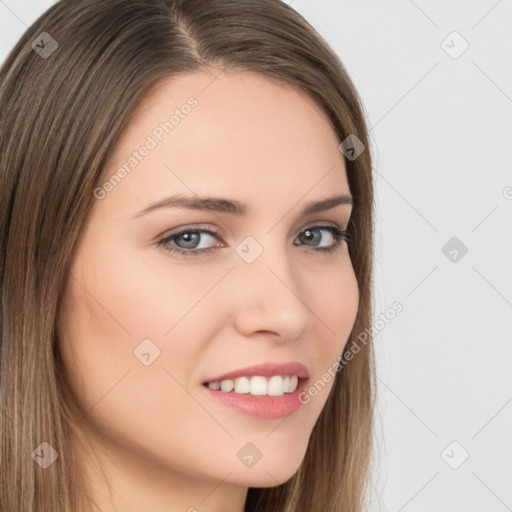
[132,193,353,219]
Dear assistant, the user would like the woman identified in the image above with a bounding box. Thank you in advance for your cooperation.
[0,0,375,510]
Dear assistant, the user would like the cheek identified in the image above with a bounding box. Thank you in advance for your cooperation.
[310,254,359,346]
[57,241,219,400]
[299,257,359,407]
[57,273,221,477]
[63,231,229,348]
[57,247,247,473]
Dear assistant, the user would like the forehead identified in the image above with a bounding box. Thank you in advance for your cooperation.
[101,70,349,214]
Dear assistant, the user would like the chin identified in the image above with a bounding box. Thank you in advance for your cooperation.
[224,450,306,488]
[224,470,295,489]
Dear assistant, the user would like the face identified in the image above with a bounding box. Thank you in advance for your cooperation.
[57,69,359,496]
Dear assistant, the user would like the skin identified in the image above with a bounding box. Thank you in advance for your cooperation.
[57,68,359,512]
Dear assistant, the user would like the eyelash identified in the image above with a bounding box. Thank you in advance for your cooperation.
[157,223,351,258]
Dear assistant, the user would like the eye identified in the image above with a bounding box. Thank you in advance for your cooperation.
[157,225,222,257]
[157,223,350,258]
[294,224,349,254]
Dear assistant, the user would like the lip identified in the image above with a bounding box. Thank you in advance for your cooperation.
[202,361,310,383]
[201,375,310,419]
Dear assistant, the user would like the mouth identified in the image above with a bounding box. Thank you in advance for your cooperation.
[201,374,305,397]
[200,362,310,420]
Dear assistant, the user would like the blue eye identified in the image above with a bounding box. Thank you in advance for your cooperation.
[157,224,350,258]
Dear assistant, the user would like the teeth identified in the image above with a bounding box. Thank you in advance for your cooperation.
[234,376,250,394]
[220,379,234,392]
[250,376,267,395]
[207,375,299,396]
[267,376,283,396]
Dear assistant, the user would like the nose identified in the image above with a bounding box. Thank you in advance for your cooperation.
[229,237,315,342]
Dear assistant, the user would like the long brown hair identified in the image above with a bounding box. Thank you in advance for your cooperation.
[0,1,375,510]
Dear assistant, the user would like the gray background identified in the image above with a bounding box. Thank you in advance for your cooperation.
[1,1,511,510]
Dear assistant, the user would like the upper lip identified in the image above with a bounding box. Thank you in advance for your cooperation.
[203,362,310,383]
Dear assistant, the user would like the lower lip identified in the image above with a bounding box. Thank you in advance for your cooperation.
[201,378,309,419]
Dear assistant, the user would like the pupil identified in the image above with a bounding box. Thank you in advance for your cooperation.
[178,232,199,248]
[303,229,320,245]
